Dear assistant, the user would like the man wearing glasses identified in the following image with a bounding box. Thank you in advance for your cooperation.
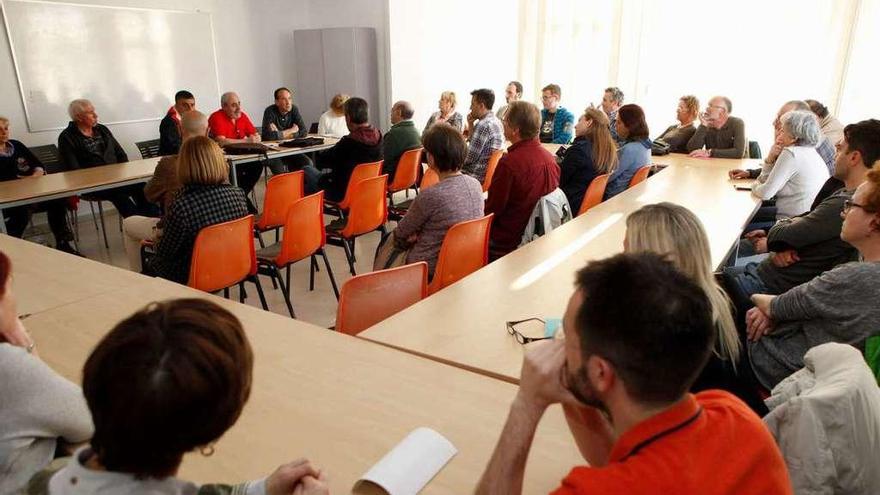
[538,84,575,145]
[476,253,792,494]
[723,119,880,320]
[687,95,747,158]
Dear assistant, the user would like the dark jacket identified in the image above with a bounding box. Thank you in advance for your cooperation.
[57,122,128,170]
[559,136,601,214]
[316,125,383,202]
[149,184,249,284]
[158,107,181,155]
[757,188,858,293]
[382,120,421,176]
[261,104,307,141]
[0,140,42,181]
[657,123,696,153]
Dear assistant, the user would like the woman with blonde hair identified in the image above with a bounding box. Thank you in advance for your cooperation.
[147,136,249,284]
[625,202,767,414]
[317,93,350,137]
[423,91,464,135]
[656,95,699,153]
[559,107,619,214]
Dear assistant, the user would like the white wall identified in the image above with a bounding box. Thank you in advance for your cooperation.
[388,0,519,133]
[0,0,311,158]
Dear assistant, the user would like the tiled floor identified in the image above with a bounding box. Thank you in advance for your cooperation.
[22,180,402,329]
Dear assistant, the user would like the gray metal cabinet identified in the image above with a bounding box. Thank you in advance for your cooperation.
[294,27,379,127]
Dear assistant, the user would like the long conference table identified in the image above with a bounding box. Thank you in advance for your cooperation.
[1,149,765,492]
[0,136,337,233]
[2,234,582,494]
[359,153,762,383]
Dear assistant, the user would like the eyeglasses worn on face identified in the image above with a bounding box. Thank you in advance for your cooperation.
[843,200,874,215]
[506,318,554,345]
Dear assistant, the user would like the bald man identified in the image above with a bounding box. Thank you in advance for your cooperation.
[207,91,262,210]
[686,95,747,158]
[383,100,421,176]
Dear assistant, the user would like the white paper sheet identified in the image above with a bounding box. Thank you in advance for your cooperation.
[357,427,458,495]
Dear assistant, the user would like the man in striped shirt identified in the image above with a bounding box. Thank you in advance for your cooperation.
[463,88,504,183]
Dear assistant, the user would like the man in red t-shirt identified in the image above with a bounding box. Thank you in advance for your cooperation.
[476,253,793,495]
[208,91,262,210]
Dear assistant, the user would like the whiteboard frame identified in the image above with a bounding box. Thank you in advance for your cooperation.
[0,0,222,132]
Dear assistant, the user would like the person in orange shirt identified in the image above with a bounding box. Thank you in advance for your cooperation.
[476,252,792,495]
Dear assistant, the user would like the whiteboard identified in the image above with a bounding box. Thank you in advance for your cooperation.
[1,0,220,132]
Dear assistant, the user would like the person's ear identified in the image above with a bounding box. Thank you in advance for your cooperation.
[586,355,615,394]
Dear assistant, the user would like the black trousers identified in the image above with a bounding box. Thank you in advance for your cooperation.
[84,184,158,218]
[3,198,73,244]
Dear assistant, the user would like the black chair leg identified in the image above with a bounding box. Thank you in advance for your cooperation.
[223,287,230,299]
[319,248,340,299]
[342,239,356,275]
[251,275,269,311]
[256,231,266,249]
[273,266,295,318]
[285,265,292,296]
[309,255,317,291]
[238,282,246,303]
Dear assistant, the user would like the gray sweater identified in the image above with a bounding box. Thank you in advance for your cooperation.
[0,344,92,493]
[686,116,747,158]
[756,188,859,293]
[749,261,880,389]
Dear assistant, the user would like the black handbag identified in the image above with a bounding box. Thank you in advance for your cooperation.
[651,139,671,156]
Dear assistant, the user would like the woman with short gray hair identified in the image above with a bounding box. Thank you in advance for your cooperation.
[752,110,829,219]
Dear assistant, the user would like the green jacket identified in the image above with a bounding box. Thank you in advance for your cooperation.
[382,120,421,176]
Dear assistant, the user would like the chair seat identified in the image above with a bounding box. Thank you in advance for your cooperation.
[255,243,282,263]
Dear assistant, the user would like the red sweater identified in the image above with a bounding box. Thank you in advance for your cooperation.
[485,138,560,258]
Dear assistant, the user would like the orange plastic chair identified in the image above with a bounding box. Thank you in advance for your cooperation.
[326,160,382,213]
[481,149,503,192]
[578,174,610,216]
[336,262,428,335]
[428,214,493,295]
[627,165,652,188]
[256,192,339,317]
[187,215,267,308]
[255,171,304,245]
[420,167,440,190]
[388,148,422,196]
[326,175,389,275]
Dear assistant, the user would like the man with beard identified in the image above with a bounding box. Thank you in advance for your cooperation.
[476,253,792,495]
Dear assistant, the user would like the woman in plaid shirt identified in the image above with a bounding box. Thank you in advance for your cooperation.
[148,136,250,284]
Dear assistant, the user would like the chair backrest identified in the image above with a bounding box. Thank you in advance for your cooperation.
[420,167,440,190]
[627,165,651,188]
[481,149,504,192]
[256,171,304,231]
[275,191,326,266]
[309,122,319,134]
[30,144,62,173]
[338,161,382,210]
[136,139,161,159]
[187,215,256,293]
[342,175,389,238]
[428,214,493,295]
[578,174,610,216]
[748,140,763,159]
[388,148,423,193]
[336,262,428,335]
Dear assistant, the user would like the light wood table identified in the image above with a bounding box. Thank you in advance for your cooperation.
[0,234,144,316]
[360,154,762,383]
[0,158,159,234]
[22,275,582,494]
